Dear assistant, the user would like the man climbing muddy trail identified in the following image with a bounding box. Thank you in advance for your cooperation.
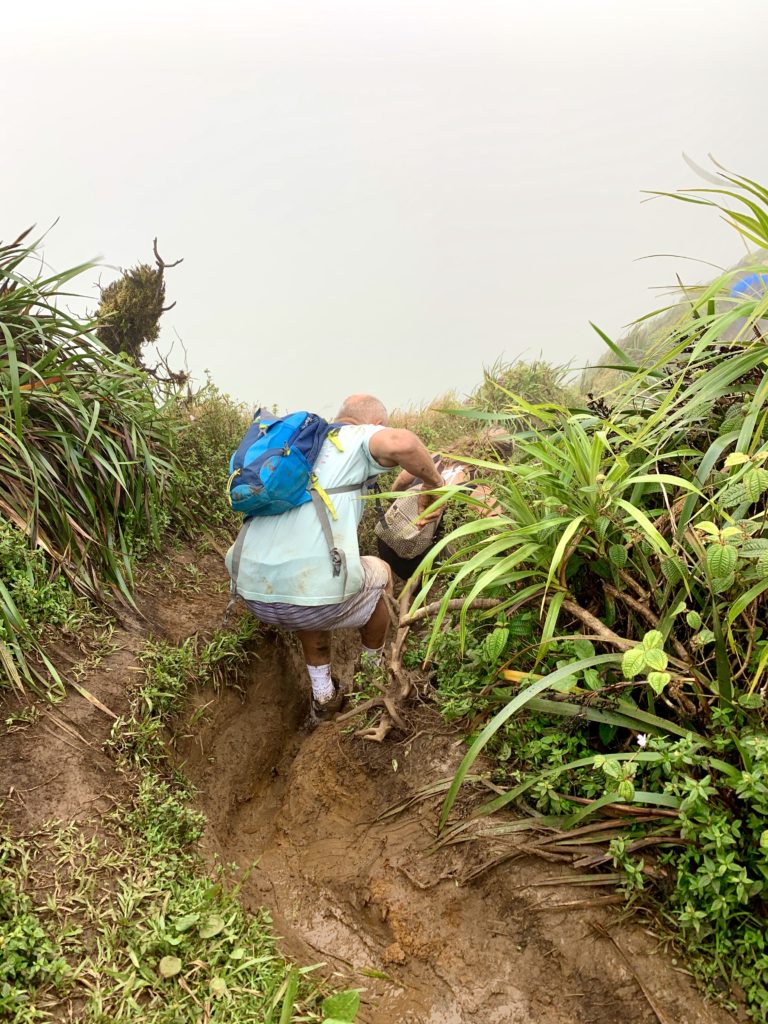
[8,6,768,1023]
[224,393,443,722]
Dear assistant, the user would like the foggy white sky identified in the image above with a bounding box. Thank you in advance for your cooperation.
[4,1,766,416]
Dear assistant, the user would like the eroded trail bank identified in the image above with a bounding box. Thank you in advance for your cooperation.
[178,631,735,1024]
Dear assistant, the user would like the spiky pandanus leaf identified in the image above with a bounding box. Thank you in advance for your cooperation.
[0,231,179,695]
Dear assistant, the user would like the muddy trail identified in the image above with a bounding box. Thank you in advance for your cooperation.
[176,628,734,1024]
[1,548,736,1024]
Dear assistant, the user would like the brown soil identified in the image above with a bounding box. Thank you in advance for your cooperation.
[177,633,735,1024]
[1,546,738,1024]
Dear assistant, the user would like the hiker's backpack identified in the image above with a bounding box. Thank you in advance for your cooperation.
[226,409,377,601]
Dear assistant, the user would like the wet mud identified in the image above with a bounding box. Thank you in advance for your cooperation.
[177,632,736,1024]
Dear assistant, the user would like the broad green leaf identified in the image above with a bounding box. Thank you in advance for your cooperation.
[693,628,716,646]
[617,779,635,802]
[608,543,627,567]
[647,671,671,695]
[695,521,720,537]
[660,556,684,585]
[706,544,737,579]
[642,630,664,650]
[199,914,226,939]
[743,467,768,504]
[572,638,595,659]
[174,914,199,933]
[210,977,230,999]
[158,956,182,978]
[322,990,361,1022]
[622,646,646,679]
[644,648,668,672]
[738,693,764,709]
[711,572,735,595]
[724,452,750,467]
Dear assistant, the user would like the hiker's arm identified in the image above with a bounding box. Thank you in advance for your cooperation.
[391,469,417,491]
[369,429,443,488]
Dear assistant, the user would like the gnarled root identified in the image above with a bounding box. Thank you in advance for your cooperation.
[344,579,421,741]
[356,713,393,742]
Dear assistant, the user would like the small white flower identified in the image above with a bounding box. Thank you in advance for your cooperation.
[636,733,648,749]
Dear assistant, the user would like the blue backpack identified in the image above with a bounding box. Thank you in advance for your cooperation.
[226,409,376,602]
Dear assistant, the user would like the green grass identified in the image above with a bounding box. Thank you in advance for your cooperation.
[2,617,359,1023]
[1,783,327,1024]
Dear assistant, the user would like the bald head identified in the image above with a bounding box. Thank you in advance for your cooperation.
[336,393,389,426]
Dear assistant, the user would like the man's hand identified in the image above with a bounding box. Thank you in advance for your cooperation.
[416,485,443,523]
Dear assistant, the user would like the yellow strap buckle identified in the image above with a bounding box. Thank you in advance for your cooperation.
[327,429,344,453]
[311,475,338,520]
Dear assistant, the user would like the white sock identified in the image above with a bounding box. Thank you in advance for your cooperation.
[361,645,384,665]
[307,663,334,702]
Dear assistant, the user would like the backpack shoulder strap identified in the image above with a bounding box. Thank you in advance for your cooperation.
[309,473,381,595]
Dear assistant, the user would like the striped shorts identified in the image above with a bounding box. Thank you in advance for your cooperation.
[244,556,390,631]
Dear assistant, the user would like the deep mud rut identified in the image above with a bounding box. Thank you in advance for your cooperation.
[177,630,736,1024]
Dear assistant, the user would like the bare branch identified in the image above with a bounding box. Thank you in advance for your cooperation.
[152,237,184,270]
[560,599,635,652]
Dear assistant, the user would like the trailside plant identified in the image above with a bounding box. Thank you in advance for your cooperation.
[418,169,768,1019]
[0,232,245,701]
[169,379,250,535]
[0,833,69,1023]
[0,230,179,697]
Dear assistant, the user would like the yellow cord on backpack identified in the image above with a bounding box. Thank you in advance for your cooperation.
[327,429,344,453]
[311,476,339,520]
[226,468,241,508]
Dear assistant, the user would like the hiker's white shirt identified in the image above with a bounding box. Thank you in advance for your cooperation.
[225,424,389,605]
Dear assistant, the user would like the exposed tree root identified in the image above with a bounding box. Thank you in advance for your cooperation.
[399,597,503,627]
[355,713,394,742]
[344,578,693,741]
[604,582,692,666]
[560,599,635,651]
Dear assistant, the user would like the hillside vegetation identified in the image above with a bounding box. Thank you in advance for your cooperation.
[3,168,768,1021]
[409,170,768,1019]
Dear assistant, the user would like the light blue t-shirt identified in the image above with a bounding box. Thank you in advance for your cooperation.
[225,424,389,605]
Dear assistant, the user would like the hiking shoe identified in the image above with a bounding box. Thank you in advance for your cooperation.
[310,681,345,723]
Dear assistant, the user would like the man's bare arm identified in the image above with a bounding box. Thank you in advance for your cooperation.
[369,429,443,488]
[391,468,417,491]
